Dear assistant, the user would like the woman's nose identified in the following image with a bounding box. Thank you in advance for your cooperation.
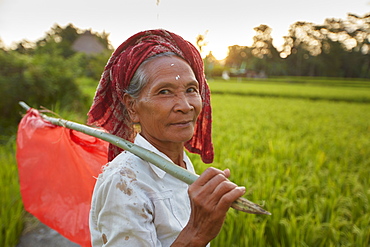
[173,93,193,113]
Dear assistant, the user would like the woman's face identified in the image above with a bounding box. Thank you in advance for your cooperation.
[127,56,202,149]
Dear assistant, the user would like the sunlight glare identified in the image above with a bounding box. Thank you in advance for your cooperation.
[204,45,228,61]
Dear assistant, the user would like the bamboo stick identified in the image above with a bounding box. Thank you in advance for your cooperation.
[19,101,271,215]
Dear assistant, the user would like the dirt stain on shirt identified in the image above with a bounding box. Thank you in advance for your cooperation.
[116,167,137,195]
[116,181,133,195]
[120,167,137,182]
[102,233,108,244]
[140,213,149,219]
[140,208,149,219]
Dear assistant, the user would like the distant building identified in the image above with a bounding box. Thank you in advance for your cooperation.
[72,31,105,55]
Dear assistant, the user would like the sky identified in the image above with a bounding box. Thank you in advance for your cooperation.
[0,0,369,60]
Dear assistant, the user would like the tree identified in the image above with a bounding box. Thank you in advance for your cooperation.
[196,30,209,54]
[251,24,280,59]
[315,13,370,77]
[204,51,223,78]
[250,24,282,76]
[343,13,370,77]
[282,22,317,76]
[0,23,115,137]
[0,49,88,137]
[224,45,251,68]
[34,24,79,57]
[280,13,370,78]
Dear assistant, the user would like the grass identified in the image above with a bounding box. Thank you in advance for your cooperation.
[1,76,370,246]
[188,84,370,246]
[0,138,24,247]
[208,77,370,103]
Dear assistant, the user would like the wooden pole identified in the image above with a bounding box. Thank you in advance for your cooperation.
[19,101,271,215]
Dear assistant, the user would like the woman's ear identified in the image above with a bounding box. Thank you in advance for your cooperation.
[123,93,140,123]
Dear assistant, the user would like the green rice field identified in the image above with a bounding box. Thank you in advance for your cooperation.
[189,78,370,246]
[1,77,370,246]
[0,139,24,247]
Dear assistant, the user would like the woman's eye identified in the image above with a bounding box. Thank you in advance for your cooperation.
[187,87,198,93]
[159,89,170,95]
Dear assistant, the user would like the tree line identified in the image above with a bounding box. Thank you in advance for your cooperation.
[1,13,369,137]
[0,24,113,138]
[203,13,370,79]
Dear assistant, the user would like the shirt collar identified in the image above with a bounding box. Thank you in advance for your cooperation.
[134,134,194,179]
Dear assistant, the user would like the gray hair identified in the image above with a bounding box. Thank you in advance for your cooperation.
[125,52,179,98]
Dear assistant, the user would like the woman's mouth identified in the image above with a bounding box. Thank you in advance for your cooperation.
[171,120,192,127]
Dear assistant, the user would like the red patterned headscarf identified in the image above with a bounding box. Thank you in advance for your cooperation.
[87,29,213,163]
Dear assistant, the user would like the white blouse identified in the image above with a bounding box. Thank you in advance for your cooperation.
[90,134,209,246]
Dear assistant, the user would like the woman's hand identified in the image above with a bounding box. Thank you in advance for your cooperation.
[172,167,245,246]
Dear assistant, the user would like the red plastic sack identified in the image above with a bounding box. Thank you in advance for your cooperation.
[16,109,109,247]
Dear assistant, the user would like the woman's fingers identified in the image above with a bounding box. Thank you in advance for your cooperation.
[223,168,231,178]
[193,167,226,187]
[216,185,245,212]
[189,168,230,201]
[189,167,245,212]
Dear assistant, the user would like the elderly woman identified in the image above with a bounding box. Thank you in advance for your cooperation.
[88,29,245,246]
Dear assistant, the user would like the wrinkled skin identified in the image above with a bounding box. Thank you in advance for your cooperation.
[124,55,245,246]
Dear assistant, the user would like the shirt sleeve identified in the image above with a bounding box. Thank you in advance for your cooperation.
[90,171,161,247]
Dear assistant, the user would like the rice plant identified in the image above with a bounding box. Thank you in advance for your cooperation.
[2,77,369,246]
[189,92,370,246]
[209,79,370,103]
[0,139,24,247]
